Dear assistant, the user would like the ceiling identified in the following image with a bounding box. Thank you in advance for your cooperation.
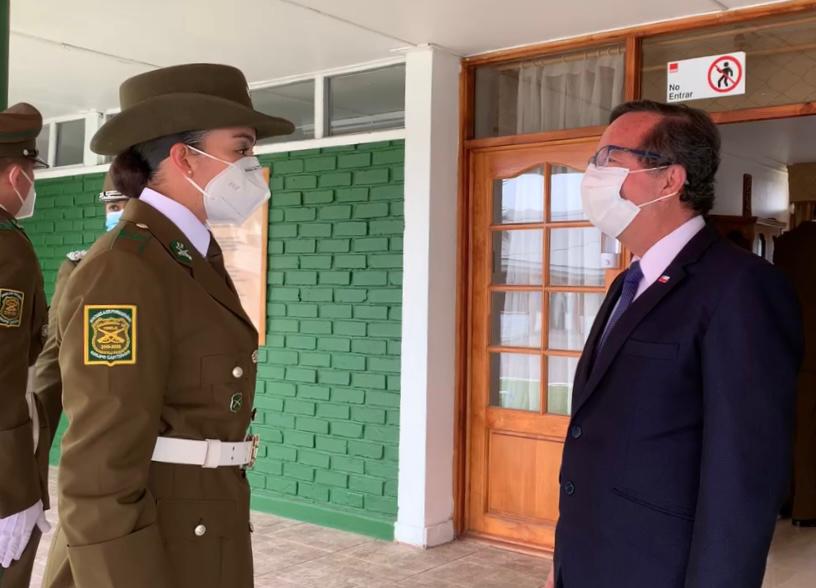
[10,0,787,118]
[720,115,816,168]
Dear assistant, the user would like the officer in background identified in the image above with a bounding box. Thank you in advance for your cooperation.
[0,103,51,587]
[31,173,130,450]
[43,63,293,588]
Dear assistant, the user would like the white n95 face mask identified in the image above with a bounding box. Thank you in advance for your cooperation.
[185,146,270,226]
[12,170,36,220]
[580,163,677,238]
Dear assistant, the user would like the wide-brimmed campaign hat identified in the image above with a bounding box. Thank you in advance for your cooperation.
[0,103,48,167]
[91,63,294,155]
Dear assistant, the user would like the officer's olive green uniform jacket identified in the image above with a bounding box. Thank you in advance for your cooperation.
[43,199,258,588]
[0,207,49,518]
[31,256,79,451]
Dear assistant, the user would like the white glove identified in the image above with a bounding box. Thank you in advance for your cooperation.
[0,500,50,568]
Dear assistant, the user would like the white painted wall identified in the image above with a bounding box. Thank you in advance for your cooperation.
[395,45,461,548]
[713,151,790,223]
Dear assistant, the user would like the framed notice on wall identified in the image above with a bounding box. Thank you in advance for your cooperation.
[210,167,269,345]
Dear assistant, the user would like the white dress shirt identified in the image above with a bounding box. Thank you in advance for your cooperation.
[633,215,706,300]
[138,188,210,257]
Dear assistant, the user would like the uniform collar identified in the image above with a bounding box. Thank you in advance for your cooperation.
[138,187,210,256]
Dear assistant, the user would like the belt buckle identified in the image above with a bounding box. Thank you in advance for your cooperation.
[244,434,260,470]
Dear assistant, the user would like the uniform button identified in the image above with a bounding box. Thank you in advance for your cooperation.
[251,350,258,364]
[232,366,244,379]
[194,524,207,537]
[564,481,576,496]
[570,425,583,439]
[251,408,257,422]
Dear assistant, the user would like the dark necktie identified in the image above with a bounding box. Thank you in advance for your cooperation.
[598,260,643,350]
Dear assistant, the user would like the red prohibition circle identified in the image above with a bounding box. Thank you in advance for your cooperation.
[707,55,743,93]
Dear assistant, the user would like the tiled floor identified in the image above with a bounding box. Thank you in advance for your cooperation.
[30,468,816,587]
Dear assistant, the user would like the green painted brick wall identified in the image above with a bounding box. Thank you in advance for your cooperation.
[26,140,404,540]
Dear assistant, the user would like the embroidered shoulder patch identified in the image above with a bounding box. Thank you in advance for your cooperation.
[84,305,137,366]
[170,240,193,266]
[0,289,24,328]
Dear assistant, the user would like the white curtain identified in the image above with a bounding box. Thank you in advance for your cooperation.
[516,52,625,134]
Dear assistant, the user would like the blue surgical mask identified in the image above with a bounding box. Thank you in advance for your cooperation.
[105,211,123,232]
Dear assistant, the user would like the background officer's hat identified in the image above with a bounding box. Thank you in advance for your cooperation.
[91,63,295,156]
[98,171,128,202]
[0,103,48,167]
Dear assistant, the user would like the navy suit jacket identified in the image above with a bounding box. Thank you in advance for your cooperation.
[554,224,803,588]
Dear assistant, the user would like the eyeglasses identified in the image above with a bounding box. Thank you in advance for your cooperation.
[589,145,674,169]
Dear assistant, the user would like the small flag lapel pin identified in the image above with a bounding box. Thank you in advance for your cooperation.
[658,275,671,284]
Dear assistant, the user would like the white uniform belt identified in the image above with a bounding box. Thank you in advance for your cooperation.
[151,437,259,469]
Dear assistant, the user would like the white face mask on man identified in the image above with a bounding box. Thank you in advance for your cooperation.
[580,163,677,238]
[11,169,36,220]
[184,146,270,226]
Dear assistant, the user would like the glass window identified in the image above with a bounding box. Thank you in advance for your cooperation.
[549,227,605,287]
[328,64,405,136]
[490,352,541,412]
[492,230,544,285]
[35,124,50,166]
[54,119,85,167]
[493,168,545,224]
[548,292,604,351]
[547,356,579,416]
[550,165,587,222]
[641,12,816,112]
[491,291,543,348]
[474,44,626,138]
[251,80,315,144]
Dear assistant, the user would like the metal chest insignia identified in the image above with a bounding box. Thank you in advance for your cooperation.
[229,393,244,413]
[170,240,193,266]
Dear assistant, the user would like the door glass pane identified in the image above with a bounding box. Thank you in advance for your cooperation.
[493,168,544,224]
[550,165,587,222]
[490,353,540,412]
[548,292,604,351]
[549,227,604,286]
[493,230,543,285]
[547,356,578,416]
[491,291,542,348]
[474,44,625,138]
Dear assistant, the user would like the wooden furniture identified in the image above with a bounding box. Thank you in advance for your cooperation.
[708,214,787,262]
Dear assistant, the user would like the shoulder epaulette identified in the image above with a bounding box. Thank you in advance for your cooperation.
[112,222,152,255]
[66,250,87,263]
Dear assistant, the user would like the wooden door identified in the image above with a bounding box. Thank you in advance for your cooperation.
[466,138,622,551]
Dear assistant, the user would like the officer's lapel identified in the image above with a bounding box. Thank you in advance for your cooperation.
[122,199,256,332]
[189,252,255,331]
[572,224,720,416]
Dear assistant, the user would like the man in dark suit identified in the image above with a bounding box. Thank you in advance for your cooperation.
[547,100,802,588]
[774,220,816,527]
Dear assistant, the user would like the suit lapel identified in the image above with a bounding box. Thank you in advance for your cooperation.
[122,199,256,333]
[573,272,625,393]
[572,224,721,416]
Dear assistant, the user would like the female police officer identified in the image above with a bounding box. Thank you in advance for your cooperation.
[43,64,292,588]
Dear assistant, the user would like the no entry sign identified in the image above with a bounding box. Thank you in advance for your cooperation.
[666,52,746,103]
